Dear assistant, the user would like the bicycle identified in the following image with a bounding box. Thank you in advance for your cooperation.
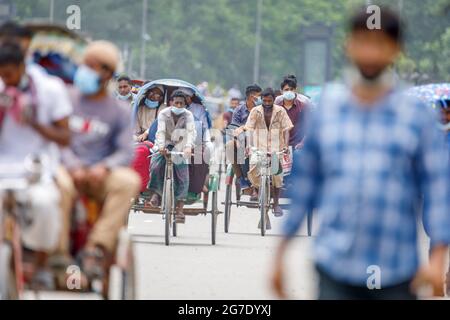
[252,149,286,236]
[132,144,220,246]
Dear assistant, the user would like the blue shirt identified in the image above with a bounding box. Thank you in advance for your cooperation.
[231,101,252,127]
[283,83,450,287]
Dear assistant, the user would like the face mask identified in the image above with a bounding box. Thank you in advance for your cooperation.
[283,91,296,101]
[345,65,395,88]
[254,97,262,106]
[74,65,101,95]
[171,106,186,115]
[262,103,273,110]
[144,98,159,109]
[118,93,131,101]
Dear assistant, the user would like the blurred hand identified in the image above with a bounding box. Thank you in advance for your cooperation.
[271,240,290,299]
[411,245,447,297]
[233,127,244,137]
[138,131,149,142]
[272,260,288,299]
[160,148,168,157]
[245,146,251,157]
[183,147,192,158]
[412,263,446,297]
[294,142,304,150]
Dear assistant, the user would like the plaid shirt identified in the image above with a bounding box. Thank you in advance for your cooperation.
[231,101,252,127]
[284,83,450,287]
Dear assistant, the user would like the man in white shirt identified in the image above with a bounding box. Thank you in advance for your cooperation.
[0,41,72,289]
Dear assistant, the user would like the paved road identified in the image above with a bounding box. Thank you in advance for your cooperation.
[129,183,316,300]
[23,181,432,300]
[129,181,433,300]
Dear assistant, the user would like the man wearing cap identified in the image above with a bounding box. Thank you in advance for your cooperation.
[58,41,140,283]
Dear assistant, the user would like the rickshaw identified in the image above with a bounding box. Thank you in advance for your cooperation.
[0,24,136,300]
[406,83,450,110]
[0,156,135,300]
[131,79,220,246]
[26,23,88,84]
[222,126,313,237]
[406,83,450,132]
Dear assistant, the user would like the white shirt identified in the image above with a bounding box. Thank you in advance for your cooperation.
[0,65,73,179]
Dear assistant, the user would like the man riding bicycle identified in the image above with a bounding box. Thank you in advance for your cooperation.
[0,40,72,289]
[147,90,197,223]
[245,88,293,225]
[225,84,262,201]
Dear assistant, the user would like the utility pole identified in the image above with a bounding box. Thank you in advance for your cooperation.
[49,0,54,22]
[140,0,148,79]
[253,0,262,84]
[398,0,404,19]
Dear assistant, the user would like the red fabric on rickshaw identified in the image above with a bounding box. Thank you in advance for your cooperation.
[132,141,154,192]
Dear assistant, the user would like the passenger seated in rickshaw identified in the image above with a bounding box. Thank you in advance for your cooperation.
[59,41,140,284]
[177,87,212,201]
[133,84,166,142]
[148,90,196,223]
[225,84,262,201]
[245,88,293,218]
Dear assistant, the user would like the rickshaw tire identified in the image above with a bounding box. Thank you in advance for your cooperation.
[260,176,268,237]
[164,179,172,246]
[211,191,218,245]
[224,183,232,233]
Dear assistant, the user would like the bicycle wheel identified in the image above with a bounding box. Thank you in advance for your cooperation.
[164,179,172,246]
[259,175,269,237]
[211,191,218,245]
[224,183,232,233]
[173,219,177,237]
[108,228,136,300]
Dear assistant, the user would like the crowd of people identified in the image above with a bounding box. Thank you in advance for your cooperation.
[0,5,449,300]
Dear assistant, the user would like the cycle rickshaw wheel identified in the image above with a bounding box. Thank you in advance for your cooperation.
[259,175,270,237]
[211,191,218,245]
[224,183,232,233]
[164,178,173,246]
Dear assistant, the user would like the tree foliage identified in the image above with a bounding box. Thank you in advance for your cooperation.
[12,0,450,88]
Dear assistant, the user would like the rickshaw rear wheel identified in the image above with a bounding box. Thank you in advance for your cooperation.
[211,191,218,245]
[164,179,173,246]
[259,175,269,237]
[224,183,232,233]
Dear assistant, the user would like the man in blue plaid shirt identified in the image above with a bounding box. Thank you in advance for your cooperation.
[272,7,450,300]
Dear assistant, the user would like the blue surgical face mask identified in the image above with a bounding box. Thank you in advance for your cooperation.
[283,91,296,101]
[118,92,131,101]
[171,106,186,115]
[254,97,262,106]
[144,98,159,109]
[74,65,101,95]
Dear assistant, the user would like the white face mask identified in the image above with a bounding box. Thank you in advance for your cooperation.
[117,92,131,101]
[344,64,396,89]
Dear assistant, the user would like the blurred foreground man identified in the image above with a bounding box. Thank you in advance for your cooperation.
[59,41,140,280]
[272,7,450,300]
